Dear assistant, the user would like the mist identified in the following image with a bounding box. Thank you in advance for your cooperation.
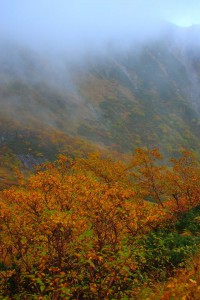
[0,0,200,157]
[1,0,200,56]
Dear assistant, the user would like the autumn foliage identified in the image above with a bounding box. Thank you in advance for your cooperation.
[0,148,200,299]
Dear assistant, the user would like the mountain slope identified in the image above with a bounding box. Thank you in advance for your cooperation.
[0,23,200,168]
[74,34,200,154]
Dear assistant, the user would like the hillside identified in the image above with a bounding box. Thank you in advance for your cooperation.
[0,22,200,173]
[1,18,200,299]
[74,26,200,154]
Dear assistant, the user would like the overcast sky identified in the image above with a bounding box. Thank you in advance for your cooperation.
[0,0,200,52]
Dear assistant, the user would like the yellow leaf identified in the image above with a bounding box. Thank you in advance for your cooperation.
[189,278,197,284]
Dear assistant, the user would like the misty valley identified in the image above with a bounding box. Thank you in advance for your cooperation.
[0,20,200,299]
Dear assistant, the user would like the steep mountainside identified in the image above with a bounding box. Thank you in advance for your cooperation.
[0,23,200,177]
[75,39,200,155]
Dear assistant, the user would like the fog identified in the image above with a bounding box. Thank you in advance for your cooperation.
[1,0,200,55]
[0,0,200,153]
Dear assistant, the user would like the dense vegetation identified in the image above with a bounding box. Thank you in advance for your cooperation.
[0,148,200,299]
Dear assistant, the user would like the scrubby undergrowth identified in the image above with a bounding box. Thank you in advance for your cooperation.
[0,148,200,299]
